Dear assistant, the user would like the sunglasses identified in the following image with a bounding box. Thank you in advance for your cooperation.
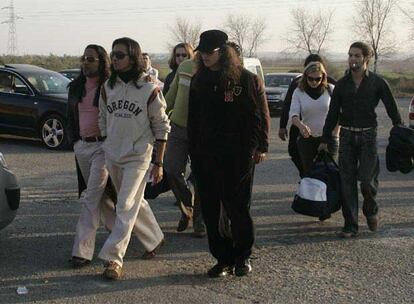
[110,51,128,60]
[307,76,322,82]
[175,53,188,58]
[200,48,220,56]
[80,56,99,63]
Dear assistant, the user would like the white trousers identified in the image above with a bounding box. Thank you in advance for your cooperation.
[98,157,164,266]
[72,141,163,263]
[71,140,108,260]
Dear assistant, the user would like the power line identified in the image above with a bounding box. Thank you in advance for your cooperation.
[1,0,22,55]
[0,0,361,20]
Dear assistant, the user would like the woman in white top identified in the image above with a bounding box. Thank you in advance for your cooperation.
[289,61,339,174]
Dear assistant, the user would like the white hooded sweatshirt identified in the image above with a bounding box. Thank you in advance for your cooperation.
[99,75,170,169]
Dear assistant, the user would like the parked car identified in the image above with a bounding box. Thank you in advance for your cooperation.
[243,57,264,81]
[409,96,414,128]
[0,152,20,231]
[59,68,81,81]
[0,64,71,150]
[264,72,300,116]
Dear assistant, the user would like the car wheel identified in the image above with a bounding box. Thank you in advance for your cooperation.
[40,115,69,150]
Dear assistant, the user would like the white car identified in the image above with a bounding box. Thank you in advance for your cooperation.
[0,152,20,230]
[409,96,414,128]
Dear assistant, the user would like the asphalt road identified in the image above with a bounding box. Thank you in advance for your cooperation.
[0,98,413,304]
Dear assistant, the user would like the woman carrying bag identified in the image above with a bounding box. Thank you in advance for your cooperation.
[289,61,339,174]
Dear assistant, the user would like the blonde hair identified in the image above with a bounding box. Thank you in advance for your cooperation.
[298,61,328,91]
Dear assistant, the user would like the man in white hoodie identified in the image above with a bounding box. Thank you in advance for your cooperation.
[98,37,170,280]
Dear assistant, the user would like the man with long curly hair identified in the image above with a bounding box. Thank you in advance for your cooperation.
[188,30,270,278]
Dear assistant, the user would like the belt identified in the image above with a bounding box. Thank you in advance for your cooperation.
[81,136,106,142]
[341,126,373,132]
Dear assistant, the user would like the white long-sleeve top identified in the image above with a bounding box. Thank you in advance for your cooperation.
[99,76,170,168]
[289,84,334,137]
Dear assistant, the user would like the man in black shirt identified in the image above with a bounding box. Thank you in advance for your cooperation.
[279,54,336,178]
[321,41,402,238]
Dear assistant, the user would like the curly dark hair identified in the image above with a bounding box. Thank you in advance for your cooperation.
[69,44,110,106]
[193,42,242,90]
[168,43,194,70]
[108,37,145,89]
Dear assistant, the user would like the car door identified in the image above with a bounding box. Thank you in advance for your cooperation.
[0,71,38,134]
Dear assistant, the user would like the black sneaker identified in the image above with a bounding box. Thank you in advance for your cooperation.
[319,214,331,221]
[338,228,359,238]
[176,214,190,232]
[235,258,252,277]
[207,263,234,278]
[70,256,91,268]
[366,215,378,232]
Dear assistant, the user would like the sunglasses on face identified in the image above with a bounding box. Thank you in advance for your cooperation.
[110,51,128,60]
[80,56,99,63]
[307,76,322,82]
[200,48,220,56]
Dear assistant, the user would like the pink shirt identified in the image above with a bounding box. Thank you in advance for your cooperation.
[78,77,100,138]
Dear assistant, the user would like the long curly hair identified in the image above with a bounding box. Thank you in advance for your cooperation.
[108,37,145,89]
[69,44,110,106]
[192,42,242,90]
[168,43,194,70]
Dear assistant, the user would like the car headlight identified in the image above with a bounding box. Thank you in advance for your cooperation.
[0,152,8,168]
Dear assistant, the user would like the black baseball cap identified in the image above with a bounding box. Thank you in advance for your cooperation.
[195,30,228,52]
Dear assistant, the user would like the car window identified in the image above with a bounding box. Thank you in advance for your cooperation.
[0,71,30,95]
[0,71,15,93]
[23,71,70,95]
[265,75,296,88]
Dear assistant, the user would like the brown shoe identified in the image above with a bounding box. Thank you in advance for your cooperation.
[70,256,91,268]
[367,215,378,232]
[142,238,165,260]
[103,261,122,280]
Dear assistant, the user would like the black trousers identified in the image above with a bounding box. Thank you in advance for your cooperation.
[288,126,304,177]
[191,153,255,265]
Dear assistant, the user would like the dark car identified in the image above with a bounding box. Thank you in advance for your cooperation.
[0,152,20,231]
[59,68,81,81]
[0,64,71,150]
[265,72,300,116]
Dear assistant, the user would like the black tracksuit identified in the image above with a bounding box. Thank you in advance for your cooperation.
[188,68,269,264]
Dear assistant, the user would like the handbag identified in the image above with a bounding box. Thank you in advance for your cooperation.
[292,151,342,218]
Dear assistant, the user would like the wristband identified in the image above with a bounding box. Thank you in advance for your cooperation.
[153,161,163,167]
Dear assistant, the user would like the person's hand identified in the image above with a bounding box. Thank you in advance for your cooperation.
[318,143,328,152]
[278,128,288,141]
[254,151,267,164]
[150,165,163,185]
[300,125,312,138]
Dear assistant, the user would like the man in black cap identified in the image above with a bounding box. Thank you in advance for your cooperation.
[188,29,270,278]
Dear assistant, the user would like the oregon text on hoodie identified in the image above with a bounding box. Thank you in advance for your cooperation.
[98,76,170,168]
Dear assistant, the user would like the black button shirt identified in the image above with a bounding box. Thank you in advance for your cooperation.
[322,70,402,140]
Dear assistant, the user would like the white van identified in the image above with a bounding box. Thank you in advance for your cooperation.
[243,57,264,81]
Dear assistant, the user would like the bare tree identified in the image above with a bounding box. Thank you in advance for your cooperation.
[167,17,202,49]
[352,0,399,72]
[286,8,334,55]
[223,14,267,57]
[399,2,414,39]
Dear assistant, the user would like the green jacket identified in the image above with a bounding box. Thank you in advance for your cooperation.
[165,59,196,127]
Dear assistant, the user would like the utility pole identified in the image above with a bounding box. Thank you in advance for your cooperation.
[2,0,22,55]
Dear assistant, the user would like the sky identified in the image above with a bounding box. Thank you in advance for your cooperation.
[0,0,412,56]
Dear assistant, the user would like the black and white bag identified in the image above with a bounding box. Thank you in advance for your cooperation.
[292,151,342,218]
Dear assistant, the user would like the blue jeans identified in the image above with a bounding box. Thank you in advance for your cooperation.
[339,128,379,232]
